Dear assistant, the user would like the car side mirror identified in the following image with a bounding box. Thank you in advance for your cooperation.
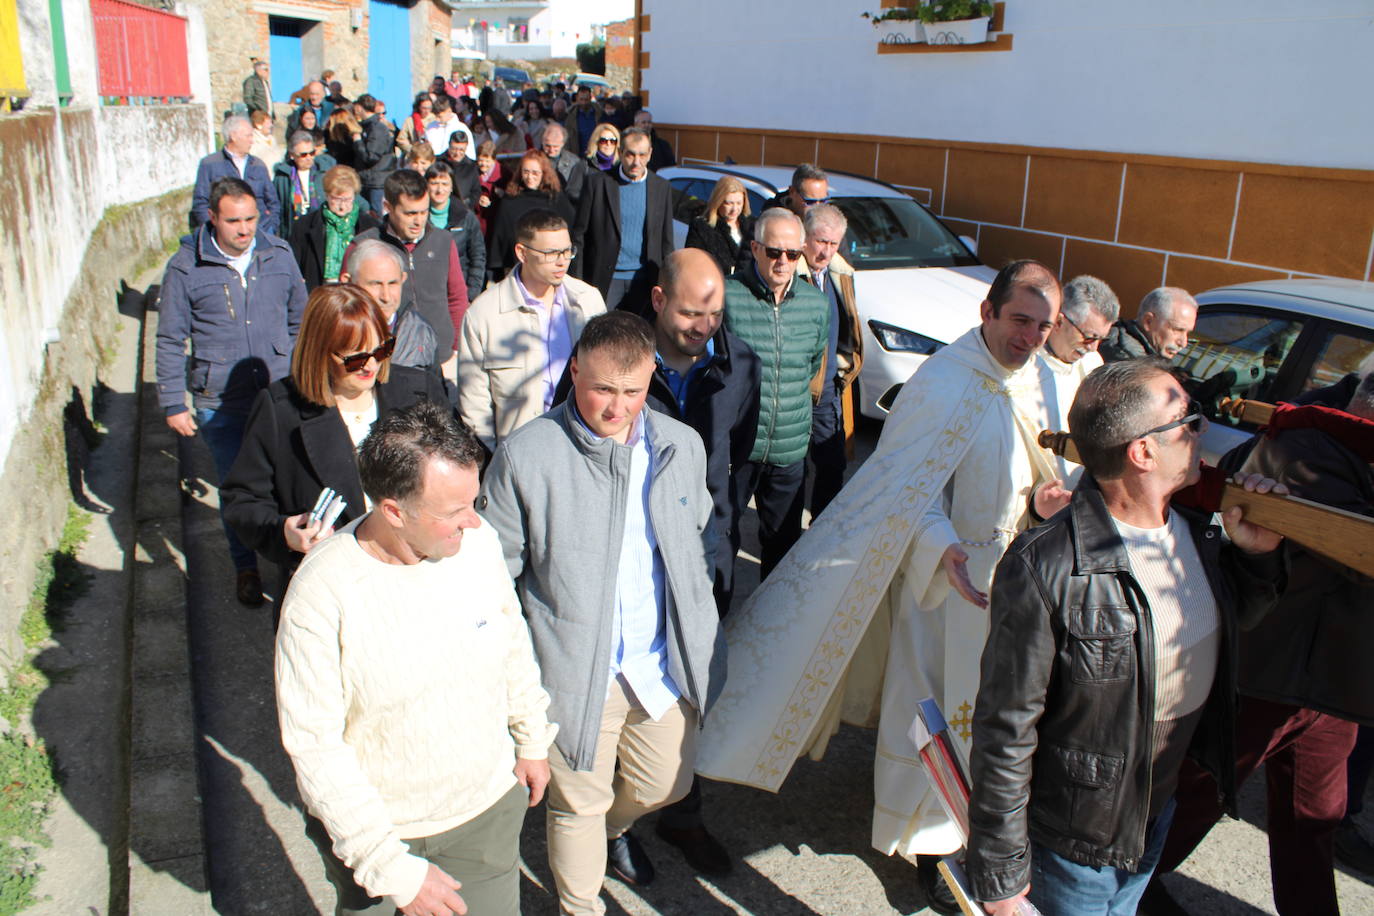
[959,235,978,255]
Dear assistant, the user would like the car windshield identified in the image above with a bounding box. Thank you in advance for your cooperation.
[831,196,979,270]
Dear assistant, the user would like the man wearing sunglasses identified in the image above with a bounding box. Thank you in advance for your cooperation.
[459,208,606,452]
[763,162,830,218]
[1033,275,1120,483]
[967,358,1285,916]
[697,260,1066,911]
[1149,368,1374,916]
[720,207,829,580]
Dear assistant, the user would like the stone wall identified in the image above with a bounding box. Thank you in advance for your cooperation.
[190,0,369,124]
[0,106,195,665]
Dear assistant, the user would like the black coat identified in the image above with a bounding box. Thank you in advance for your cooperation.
[221,366,448,567]
[288,207,383,291]
[570,169,674,297]
[486,188,577,277]
[684,215,754,277]
[440,153,482,210]
[966,477,1284,902]
[1237,425,1374,724]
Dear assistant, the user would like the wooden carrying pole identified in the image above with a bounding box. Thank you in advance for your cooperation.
[1037,430,1374,578]
[1218,397,1276,425]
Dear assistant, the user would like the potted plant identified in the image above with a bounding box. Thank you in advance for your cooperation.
[919,0,995,45]
[861,6,926,45]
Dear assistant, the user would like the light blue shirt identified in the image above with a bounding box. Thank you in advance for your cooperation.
[513,266,573,412]
[572,405,680,719]
[209,233,256,282]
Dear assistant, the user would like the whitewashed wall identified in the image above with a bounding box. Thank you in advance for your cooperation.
[642,0,1374,170]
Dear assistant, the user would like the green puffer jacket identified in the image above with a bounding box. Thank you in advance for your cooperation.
[723,267,830,467]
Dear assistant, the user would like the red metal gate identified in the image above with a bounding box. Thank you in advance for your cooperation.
[91,0,190,99]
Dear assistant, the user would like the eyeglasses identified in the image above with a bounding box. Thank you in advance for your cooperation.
[1062,311,1107,345]
[762,246,804,262]
[800,196,830,207]
[522,244,577,263]
[596,136,618,146]
[336,337,396,372]
[1133,399,1204,440]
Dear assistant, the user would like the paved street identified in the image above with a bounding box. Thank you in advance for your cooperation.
[29,284,1374,915]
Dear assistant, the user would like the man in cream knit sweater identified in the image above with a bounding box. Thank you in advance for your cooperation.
[277,402,557,915]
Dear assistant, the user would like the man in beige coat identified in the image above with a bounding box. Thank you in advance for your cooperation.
[458,208,606,451]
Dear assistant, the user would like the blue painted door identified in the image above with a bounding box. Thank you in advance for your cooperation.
[368,0,411,122]
[268,18,304,104]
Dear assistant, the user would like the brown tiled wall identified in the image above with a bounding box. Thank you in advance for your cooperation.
[659,124,1374,316]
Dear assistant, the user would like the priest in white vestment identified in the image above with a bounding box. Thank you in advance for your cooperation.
[1030,275,1121,484]
[695,260,1067,861]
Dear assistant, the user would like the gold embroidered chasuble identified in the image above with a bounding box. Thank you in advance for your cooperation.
[695,327,1055,857]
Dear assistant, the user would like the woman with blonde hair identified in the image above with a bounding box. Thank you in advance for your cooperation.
[248,109,276,162]
[222,284,448,588]
[585,122,621,172]
[684,175,754,275]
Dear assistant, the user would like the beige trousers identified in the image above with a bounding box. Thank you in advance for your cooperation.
[546,677,697,915]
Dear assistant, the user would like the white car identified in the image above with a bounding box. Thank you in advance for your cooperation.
[660,163,995,419]
[1173,278,1374,464]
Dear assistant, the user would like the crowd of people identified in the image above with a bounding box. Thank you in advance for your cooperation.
[150,62,1374,916]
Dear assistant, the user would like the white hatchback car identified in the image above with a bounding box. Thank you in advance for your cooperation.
[660,163,995,419]
[1173,278,1374,464]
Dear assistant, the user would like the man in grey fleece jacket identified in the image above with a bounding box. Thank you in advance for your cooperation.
[480,311,726,915]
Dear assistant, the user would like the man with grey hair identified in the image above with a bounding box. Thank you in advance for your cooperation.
[722,207,829,577]
[1034,274,1120,482]
[799,203,863,519]
[540,122,587,208]
[1101,286,1197,362]
[191,115,279,234]
[278,401,556,916]
[698,260,1066,908]
[242,60,271,115]
[967,357,1284,916]
[339,239,440,375]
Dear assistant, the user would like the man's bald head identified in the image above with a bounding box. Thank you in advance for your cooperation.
[307,81,326,106]
[652,249,726,363]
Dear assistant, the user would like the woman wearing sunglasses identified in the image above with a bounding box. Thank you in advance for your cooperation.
[222,284,450,593]
[585,122,621,172]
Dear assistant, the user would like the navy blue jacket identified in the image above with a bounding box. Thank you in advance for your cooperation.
[191,148,280,236]
[155,226,307,416]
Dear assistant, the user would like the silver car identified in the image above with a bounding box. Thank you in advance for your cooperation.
[659,163,995,419]
[1174,279,1374,464]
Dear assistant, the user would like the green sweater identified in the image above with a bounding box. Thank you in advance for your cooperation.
[723,267,830,467]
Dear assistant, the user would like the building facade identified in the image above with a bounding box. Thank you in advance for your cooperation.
[638,0,1374,311]
[191,0,453,127]
[450,0,625,63]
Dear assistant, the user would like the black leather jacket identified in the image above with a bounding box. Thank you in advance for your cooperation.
[966,477,1284,902]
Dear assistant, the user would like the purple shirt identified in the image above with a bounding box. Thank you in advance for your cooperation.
[513,267,573,411]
